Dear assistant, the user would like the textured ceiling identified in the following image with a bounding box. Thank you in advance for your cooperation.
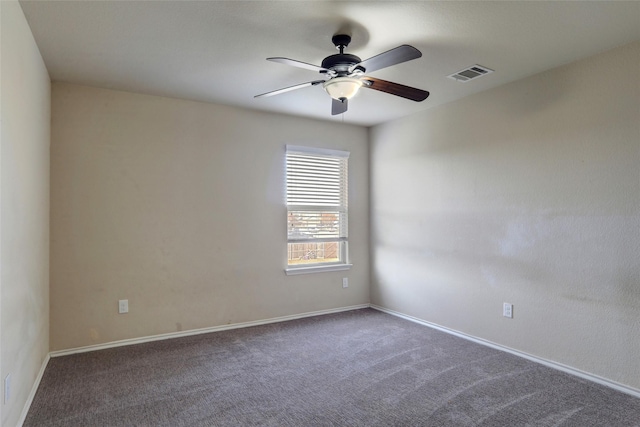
[19,1,640,126]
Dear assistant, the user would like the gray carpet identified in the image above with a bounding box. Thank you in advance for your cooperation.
[25,308,640,426]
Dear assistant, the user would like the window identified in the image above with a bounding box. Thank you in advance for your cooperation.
[285,145,351,274]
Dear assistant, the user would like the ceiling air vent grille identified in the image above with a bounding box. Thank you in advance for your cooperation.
[447,65,494,82]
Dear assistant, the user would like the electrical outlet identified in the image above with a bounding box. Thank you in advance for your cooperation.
[503,302,513,318]
[342,278,348,288]
[118,299,129,314]
[4,374,11,404]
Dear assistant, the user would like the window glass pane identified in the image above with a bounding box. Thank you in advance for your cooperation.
[286,146,349,268]
[287,242,342,266]
[288,210,346,241]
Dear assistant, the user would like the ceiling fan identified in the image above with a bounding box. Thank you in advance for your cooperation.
[255,34,430,115]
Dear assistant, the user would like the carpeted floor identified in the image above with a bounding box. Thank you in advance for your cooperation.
[25,308,640,426]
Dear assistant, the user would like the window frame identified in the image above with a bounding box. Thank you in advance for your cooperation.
[284,145,352,275]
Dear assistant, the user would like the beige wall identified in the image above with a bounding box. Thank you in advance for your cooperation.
[0,1,51,425]
[50,83,369,351]
[370,42,640,390]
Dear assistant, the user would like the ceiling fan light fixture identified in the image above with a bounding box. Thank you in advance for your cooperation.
[323,77,363,101]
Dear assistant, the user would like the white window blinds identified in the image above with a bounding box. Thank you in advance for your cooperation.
[286,145,349,248]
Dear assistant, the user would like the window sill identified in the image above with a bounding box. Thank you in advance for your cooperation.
[285,264,353,276]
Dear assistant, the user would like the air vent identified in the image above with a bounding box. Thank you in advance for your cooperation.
[447,65,494,82]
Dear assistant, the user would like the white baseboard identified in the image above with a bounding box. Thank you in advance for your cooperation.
[50,304,370,358]
[17,353,50,427]
[370,304,640,399]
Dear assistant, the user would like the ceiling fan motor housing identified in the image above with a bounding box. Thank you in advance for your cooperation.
[321,53,362,75]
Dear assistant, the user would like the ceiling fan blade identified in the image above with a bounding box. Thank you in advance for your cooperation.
[255,80,325,98]
[362,77,429,102]
[332,98,348,115]
[352,45,422,74]
[267,57,328,73]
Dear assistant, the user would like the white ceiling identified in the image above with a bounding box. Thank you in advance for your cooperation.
[19,1,640,127]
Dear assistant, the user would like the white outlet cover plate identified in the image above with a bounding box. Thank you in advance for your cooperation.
[503,302,513,318]
[119,299,129,314]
